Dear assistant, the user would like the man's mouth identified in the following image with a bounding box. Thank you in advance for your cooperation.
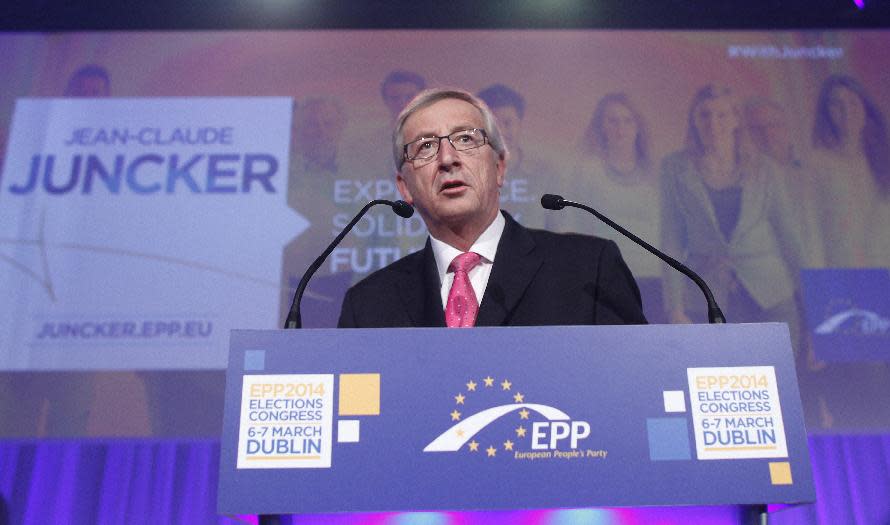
[440,180,467,194]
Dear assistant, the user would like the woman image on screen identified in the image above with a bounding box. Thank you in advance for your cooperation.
[811,74,890,267]
[660,85,805,348]
[561,92,663,321]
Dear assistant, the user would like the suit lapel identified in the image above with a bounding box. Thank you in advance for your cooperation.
[476,213,543,326]
[396,238,446,327]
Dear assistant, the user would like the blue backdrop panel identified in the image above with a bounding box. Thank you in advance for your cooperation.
[801,268,890,363]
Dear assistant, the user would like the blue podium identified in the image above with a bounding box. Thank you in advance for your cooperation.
[218,323,814,515]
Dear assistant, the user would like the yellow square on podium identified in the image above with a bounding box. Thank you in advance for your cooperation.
[769,462,793,485]
[339,374,380,416]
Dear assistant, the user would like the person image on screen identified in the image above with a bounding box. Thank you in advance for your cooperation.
[0,64,114,437]
[64,64,111,97]
[280,97,367,326]
[744,97,826,268]
[338,88,646,328]
[371,70,429,173]
[558,92,663,322]
[285,97,350,236]
[375,71,432,257]
[807,75,890,430]
[476,83,553,229]
[811,74,890,267]
[660,85,805,347]
[381,70,427,124]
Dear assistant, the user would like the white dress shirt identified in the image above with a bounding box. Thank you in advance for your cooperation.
[430,211,506,310]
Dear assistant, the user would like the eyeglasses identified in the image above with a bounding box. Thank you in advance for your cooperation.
[403,128,489,164]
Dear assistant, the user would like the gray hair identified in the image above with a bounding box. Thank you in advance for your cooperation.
[392,88,509,170]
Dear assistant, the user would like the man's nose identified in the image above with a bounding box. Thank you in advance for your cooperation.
[436,137,460,168]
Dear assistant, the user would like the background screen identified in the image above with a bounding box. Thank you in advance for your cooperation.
[1,29,888,437]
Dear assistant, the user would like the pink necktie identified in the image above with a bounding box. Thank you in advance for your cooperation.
[445,252,482,328]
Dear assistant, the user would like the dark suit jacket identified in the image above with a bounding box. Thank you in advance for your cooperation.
[338,212,647,327]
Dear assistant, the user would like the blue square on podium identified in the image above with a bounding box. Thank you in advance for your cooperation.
[647,417,691,461]
[243,350,265,371]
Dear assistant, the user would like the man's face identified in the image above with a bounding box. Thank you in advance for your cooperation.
[383,81,422,120]
[396,98,505,234]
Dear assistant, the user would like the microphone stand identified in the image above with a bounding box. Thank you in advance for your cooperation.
[283,199,413,329]
[266,200,412,524]
[541,194,725,324]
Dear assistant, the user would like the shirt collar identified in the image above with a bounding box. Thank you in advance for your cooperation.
[430,211,505,277]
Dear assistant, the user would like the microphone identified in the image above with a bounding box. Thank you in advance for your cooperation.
[390,199,414,218]
[540,193,566,211]
[541,194,726,324]
[284,199,415,329]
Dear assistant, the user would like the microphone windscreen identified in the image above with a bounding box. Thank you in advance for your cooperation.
[391,200,415,218]
[540,194,566,210]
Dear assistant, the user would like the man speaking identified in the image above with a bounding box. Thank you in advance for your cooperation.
[338,88,646,328]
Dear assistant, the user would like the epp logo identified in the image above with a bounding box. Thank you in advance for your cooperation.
[530,421,591,450]
[423,375,592,458]
[814,307,890,336]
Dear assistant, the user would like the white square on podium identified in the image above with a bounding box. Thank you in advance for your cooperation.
[663,390,686,413]
[338,420,360,443]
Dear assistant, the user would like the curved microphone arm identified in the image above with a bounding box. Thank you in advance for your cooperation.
[284,199,414,329]
[541,194,725,324]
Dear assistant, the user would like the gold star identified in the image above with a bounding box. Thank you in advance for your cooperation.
[455,393,466,405]
[486,446,497,457]
[501,379,512,391]
[503,440,514,451]
[519,408,530,420]
[450,409,461,421]
[466,380,477,392]
[513,392,524,403]
[456,429,465,437]
[515,426,527,437]
[468,440,479,452]
[483,376,495,387]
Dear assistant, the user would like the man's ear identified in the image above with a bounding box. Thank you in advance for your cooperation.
[496,153,507,188]
[395,172,414,204]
